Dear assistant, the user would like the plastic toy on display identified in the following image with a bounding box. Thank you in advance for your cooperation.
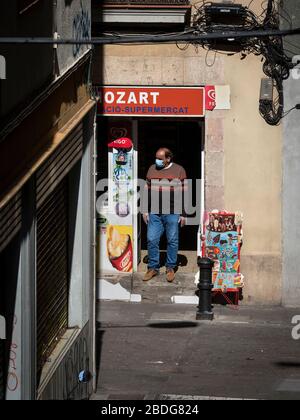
[202,211,244,306]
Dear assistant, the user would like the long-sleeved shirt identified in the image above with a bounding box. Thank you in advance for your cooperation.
[145,162,187,216]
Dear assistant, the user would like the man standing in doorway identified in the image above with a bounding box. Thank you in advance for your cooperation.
[143,148,187,283]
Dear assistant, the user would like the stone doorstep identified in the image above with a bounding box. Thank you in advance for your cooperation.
[131,272,198,304]
[97,272,198,304]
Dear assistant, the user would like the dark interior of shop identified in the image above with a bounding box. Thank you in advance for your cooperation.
[138,119,203,252]
[97,117,204,256]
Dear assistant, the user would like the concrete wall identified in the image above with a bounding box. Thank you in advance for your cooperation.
[223,53,282,305]
[0,0,92,118]
[38,325,92,400]
[56,0,91,77]
[282,0,300,307]
[283,77,300,307]
[96,0,283,305]
[0,0,54,118]
[204,0,282,307]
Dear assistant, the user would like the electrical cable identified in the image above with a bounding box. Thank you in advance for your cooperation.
[0,26,299,45]
[0,0,297,126]
[191,0,295,126]
[282,106,296,118]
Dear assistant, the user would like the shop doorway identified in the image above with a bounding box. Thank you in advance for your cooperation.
[96,117,204,275]
[138,118,203,261]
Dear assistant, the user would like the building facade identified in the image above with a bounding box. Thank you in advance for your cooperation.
[282,0,300,307]
[0,0,96,400]
[93,0,284,306]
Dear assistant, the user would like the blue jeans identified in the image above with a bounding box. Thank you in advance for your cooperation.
[147,214,180,271]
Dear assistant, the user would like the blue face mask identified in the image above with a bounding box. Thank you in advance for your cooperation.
[156,159,165,169]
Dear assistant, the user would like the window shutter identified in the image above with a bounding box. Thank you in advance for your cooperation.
[0,192,22,254]
[36,123,83,375]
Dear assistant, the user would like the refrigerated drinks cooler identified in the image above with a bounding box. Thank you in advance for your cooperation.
[97,136,135,277]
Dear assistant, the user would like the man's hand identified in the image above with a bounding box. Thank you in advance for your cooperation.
[143,213,149,225]
[179,216,186,227]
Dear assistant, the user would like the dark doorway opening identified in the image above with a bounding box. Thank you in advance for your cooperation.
[138,119,203,252]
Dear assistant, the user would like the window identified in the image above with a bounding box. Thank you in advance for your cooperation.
[92,0,192,33]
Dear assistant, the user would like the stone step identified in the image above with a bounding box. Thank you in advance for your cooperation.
[125,273,198,304]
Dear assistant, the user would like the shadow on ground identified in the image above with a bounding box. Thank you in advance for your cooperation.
[143,252,188,270]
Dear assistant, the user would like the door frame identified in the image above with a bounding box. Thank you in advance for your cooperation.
[132,118,140,272]
[133,117,205,268]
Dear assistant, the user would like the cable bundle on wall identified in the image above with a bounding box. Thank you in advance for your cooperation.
[1,2,299,125]
[191,0,293,125]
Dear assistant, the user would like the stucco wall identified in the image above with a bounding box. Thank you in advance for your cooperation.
[282,0,300,307]
[56,0,91,77]
[223,54,282,305]
[0,1,92,118]
[283,76,300,307]
[0,0,53,118]
[96,0,282,305]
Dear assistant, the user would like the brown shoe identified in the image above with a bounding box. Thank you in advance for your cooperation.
[166,268,175,283]
[144,269,159,282]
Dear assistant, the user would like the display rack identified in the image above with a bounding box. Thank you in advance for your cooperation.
[202,211,244,308]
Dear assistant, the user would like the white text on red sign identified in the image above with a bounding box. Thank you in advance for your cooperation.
[102,91,160,106]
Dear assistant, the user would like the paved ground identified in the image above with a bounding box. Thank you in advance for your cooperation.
[94,301,300,401]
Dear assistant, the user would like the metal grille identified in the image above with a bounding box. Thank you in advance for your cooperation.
[0,192,22,254]
[36,178,69,374]
[36,122,83,209]
[103,0,190,5]
[36,123,83,375]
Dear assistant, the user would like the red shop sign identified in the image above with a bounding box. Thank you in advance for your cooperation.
[205,85,216,111]
[96,86,205,117]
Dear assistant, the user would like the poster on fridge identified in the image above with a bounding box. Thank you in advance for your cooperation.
[97,214,133,276]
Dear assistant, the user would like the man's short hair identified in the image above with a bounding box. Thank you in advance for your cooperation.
[159,148,174,161]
